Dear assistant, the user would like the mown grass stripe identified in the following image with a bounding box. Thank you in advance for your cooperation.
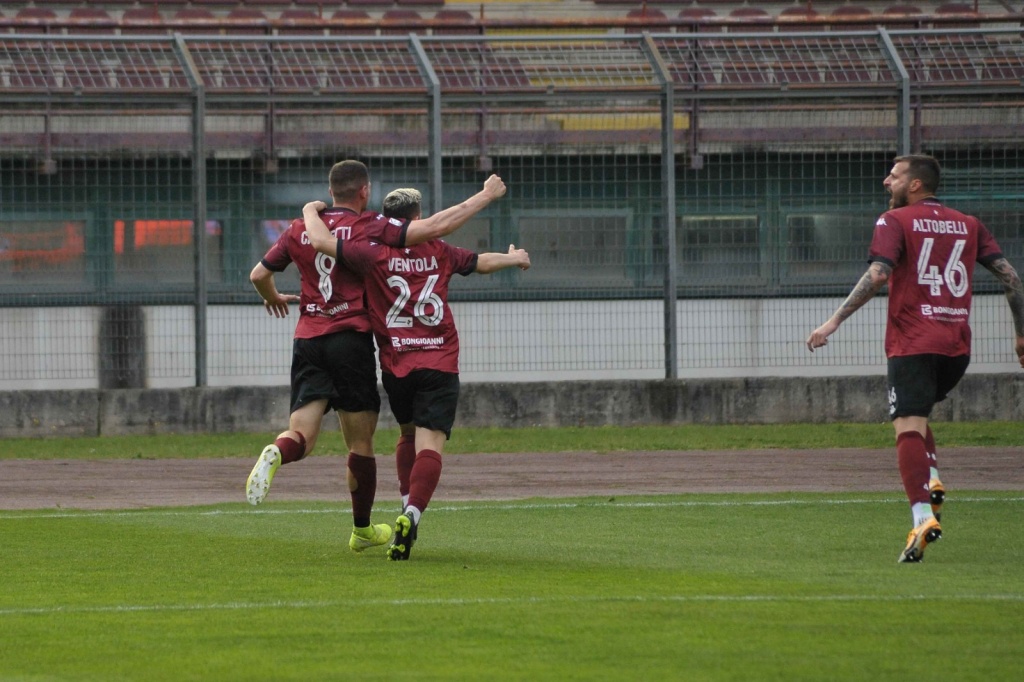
[2,592,1023,617]
[2,495,1023,521]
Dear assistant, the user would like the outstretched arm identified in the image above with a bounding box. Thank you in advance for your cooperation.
[250,262,300,318]
[301,201,335,257]
[405,175,507,246]
[982,256,1024,367]
[806,261,891,352]
[475,244,531,274]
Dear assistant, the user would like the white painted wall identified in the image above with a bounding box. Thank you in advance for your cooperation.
[1,294,1019,390]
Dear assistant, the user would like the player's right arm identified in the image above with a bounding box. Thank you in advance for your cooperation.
[250,262,299,318]
[404,175,507,246]
[981,256,1024,367]
[301,201,335,258]
[806,261,891,352]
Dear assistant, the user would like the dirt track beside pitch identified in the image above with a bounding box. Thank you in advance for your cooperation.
[1,447,1022,510]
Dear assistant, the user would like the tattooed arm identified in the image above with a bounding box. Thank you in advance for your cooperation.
[806,261,891,352]
[982,257,1024,367]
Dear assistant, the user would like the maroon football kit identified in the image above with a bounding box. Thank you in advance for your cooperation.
[868,198,1003,358]
[260,208,410,339]
[337,238,478,377]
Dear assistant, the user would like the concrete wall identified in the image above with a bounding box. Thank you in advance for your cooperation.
[3,374,1021,439]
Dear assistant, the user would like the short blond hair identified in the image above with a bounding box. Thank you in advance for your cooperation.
[382,188,422,221]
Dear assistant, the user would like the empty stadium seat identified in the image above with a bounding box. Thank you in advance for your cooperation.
[121,7,168,36]
[777,6,823,31]
[934,3,979,28]
[67,7,117,35]
[882,5,925,29]
[624,8,667,33]
[433,10,479,36]
[727,7,773,33]
[829,5,876,31]
[328,10,376,36]
[12,6,57,34]
[171,7,220,36]
[381,10,424,36]
[224,8,270,36]
[276,8,324,36]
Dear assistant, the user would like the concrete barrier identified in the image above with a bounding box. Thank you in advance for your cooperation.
[2,374,1020,439]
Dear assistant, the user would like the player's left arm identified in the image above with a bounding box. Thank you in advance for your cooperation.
[806,261,890,352]
[405,175,507,246]
[981,256,1024,366]
[475,244,531,274]
[301,201,336,258]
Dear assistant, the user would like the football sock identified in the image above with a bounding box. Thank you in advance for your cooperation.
[275,432,307,464]
[405,504,423,526]
[407,449,442,516]
[347,453,377,528]
[896,431,931,509]
[912,502,935,528]
[396,434,416,498]
[924,426,940,481]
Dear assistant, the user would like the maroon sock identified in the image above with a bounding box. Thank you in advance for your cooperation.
[347,453,377,528]
[407,449,443,513]
[896,431,931,505]
[275,433,306,464]
[396,435,416,497]
[924,426,938,473]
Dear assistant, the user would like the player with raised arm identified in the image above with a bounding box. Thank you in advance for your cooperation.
[302,188,530,561]
[246,160,507,556]
[806,154,1024,563]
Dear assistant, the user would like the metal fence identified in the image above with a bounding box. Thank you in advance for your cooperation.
[1,28,1023,388]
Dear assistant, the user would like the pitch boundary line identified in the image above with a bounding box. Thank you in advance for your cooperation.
[1,495,1022,520]
[1,592,1022,617]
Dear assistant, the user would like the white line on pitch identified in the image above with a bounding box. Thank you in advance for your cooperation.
[1,495,1022,521]
[1,592,1023,617]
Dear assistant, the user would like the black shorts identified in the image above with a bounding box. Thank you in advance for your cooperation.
[381,369,460,439]
[887,353,970,419]
[290,330,381,415]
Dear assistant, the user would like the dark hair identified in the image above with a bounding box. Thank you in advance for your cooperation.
[328,160,369,202]
[382,188,422,221]
[893,154,940,194]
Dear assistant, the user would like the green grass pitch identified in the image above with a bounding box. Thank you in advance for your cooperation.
[2,492,1022,681]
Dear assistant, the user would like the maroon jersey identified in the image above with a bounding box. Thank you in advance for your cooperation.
[338,238,478,377]
[260,207,409,339]
[868,198,1003,358]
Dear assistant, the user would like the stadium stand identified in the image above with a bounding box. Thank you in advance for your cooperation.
[0,1,1018,37]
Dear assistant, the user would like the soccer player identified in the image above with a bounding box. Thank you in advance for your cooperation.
[246,160,507,556]
[806,154,1024,563]
[302,188,530,560]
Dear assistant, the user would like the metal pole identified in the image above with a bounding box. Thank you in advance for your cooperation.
[643,34,678,379]
[878,28,911,155]
[175,35,208,386]
[410,35,443,212]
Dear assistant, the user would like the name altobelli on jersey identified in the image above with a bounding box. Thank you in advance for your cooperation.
[911,218,969,235]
